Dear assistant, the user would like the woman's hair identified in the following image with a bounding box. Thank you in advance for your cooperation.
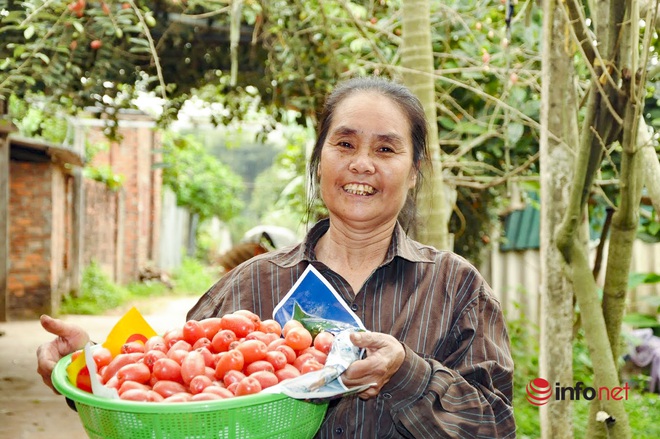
[306,76,431,230]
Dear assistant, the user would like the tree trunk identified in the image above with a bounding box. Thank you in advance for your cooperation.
[555,83,632,439]
[400,0,452,250]
[539,0,577,436]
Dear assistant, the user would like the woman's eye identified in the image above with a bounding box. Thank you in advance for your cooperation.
[378,146,394,153]
[338,141,352,148]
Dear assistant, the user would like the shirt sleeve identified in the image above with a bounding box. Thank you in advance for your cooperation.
[380,287,515,438]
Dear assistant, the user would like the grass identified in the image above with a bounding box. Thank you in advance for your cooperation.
[60,258,218,315]
[511,314,660,438]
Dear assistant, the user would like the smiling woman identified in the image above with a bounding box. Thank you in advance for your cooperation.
[37,76,515,439]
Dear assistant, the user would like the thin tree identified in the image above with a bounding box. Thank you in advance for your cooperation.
[538,0,578,436]
[400,0,452,249]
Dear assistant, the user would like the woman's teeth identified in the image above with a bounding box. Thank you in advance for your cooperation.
[343,183,375,195]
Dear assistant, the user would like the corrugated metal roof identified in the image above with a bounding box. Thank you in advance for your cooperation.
[501,202,540,251]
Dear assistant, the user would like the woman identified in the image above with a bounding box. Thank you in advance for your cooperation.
[37,77,515,438]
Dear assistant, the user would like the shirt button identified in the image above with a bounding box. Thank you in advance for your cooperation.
[335,427,344,435]
[350,303,358,311]
[382,392,392,399]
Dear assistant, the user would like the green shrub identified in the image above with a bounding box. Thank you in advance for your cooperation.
[509,311,660,438]
[60,261,130,315]
[171,257,217,296]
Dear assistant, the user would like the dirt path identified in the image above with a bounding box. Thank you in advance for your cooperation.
[0,296,199,439]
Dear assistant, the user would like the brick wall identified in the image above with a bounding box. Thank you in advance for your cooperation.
[8,162,64,318]
[82,180,119,279]
[6,113,162,319]
[81,115,162,284]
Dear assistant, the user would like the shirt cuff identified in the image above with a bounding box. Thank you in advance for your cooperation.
[381,344,433,404]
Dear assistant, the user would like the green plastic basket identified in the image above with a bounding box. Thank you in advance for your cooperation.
[52,354,328,439]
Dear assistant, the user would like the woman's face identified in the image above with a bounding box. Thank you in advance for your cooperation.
[319,91,417,230]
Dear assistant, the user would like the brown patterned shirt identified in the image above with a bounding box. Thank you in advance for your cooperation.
[187,219,515,438]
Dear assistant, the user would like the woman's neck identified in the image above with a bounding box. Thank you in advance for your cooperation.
[314,219,395,291]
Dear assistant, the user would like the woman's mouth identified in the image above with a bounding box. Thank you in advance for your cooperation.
[343,183,376,196]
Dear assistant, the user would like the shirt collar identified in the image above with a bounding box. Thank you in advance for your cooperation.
[270,218,435,268]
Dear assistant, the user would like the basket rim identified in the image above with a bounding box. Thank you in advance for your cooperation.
[52,353,299,414]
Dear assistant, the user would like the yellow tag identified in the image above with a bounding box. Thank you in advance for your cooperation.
[65,307,157,390]
[102,307,158,357]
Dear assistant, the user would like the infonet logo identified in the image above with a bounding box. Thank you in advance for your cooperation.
[526,378,630,406]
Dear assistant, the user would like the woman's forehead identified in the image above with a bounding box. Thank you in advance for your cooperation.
[329,92,411,137]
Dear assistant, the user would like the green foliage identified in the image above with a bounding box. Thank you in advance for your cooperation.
[8,95,69,143]
[170,257,216,296]
[623,272,660,333]
[509,310,542,436]
[60,260,130,315]
[83,164,125,190]
[161,132,245,222]
[509,309,660,438]
[248,125,327,228]
[60,257,216,315]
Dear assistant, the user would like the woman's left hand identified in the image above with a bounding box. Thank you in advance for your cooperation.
[340,331,405,399]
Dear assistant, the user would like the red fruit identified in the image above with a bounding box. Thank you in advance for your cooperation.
[300,359,324,374]
[189,375,213,394]
[223,369,246,387]
[235,340,268,364]
[284,327,313,351]
[92,347,113,369]
[199,318,223,340]
[181,351,206,385]
[214,350,244,380]
[235,376,262,396]
[90,40,102,50]
[275,364,300,382]
[293,353,315,372]
[102,353,144,384]
[116,362,151,385]
[220,314,255,338]
[145,335,167,353]
[313,331,335,355]
[120,388,150,401]
[152,358,183,383]
[121,341,145,354]
[265,351,288,371]
[250,371,278,389]
[299,347,328,365]
[152,380,187,398]
[163,328,184,349]
[143,350,167,371]
[163,392,192,402]
[211,329,237,353]
[233,310,261,327]
[245,360,274,375]
[259,319,282,336]
[274,344,297,364]
[118,380,150,396]
[183,320,205,345]
[191,393,221,401]
[192,337,212,351]
[282,320,303,337]
[167,340,192,355]
[203,385,234,398]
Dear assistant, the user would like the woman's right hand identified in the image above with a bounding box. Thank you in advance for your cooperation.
[36,314,90,393]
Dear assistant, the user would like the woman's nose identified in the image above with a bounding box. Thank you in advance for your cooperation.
[349,150,375,174]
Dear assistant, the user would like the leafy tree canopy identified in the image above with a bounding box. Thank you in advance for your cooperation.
[161,131,245,222]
